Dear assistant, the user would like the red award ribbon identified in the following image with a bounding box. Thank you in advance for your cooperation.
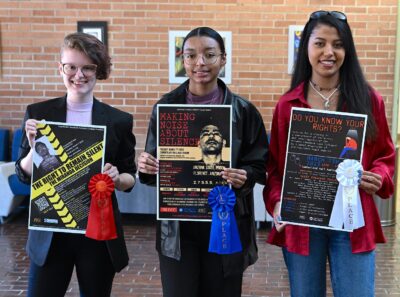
[86,174,117,240]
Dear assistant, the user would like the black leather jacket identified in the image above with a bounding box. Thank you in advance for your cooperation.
[140,79,268,275]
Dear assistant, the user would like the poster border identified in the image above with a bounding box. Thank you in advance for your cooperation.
[28,121,107,234]
[156,104,233,221]
[279,107,368,231]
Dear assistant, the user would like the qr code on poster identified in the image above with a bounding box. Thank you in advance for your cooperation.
[34,197,50,212]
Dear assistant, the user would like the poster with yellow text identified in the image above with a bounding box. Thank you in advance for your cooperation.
[29,121,106,233]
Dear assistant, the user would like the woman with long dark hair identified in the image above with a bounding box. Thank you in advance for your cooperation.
[138,27,268,297]
[264,11,395,296]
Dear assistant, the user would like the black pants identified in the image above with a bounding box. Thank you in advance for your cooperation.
[27,233,115,297]
[159,221,243,297]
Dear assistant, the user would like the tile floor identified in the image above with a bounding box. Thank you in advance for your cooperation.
[0,211,399,297]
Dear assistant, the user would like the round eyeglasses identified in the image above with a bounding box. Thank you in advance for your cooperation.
[309,10,347,22]
[182,53,223,65]
[61,63,98,77]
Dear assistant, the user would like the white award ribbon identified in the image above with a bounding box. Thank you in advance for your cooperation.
[328,159,365,231]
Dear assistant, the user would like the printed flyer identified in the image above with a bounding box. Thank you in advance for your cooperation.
[29,121,106,233]
[280,107,367,231]
[157,104,232,221]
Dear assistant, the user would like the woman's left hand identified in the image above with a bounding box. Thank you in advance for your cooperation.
[359,170,382,195]
[221,168,247,189]
[103,163,121,190]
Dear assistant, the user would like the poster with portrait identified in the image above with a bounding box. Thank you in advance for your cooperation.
[29,121,106,233]
[280,108,367,231]
[157,104,232,221]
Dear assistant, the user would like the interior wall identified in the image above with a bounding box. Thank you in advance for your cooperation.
[0,0,397,153]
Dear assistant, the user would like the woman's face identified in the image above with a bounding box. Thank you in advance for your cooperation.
[59,48,97,100]
[182,36,226,86]
[307,24,345,81]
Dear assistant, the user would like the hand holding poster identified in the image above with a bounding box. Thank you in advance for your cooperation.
[157,104,232,221]
[29,121,106,233]
[279,108,367,231]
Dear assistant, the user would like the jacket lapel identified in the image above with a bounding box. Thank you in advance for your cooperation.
[91,98,109,162]
[47,96,108,125]
[47,96,67,122]
[92,98,108,126]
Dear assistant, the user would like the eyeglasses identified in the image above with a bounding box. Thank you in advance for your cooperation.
[309,10,347,22]
[182,53,223,65]
[61,63,97,77]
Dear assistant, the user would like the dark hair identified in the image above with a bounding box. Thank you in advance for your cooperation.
[199,117,230,144]
[61,32,111,80]
[290,13,377,139]
[182,27,226,54]
[35,141,47,151]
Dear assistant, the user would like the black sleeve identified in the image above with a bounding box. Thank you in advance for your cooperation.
[139,104,157,186]
[113,113,137,192]
[236,102,269,197]
[15,107,33,184]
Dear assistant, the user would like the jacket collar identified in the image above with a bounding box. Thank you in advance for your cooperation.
[283,82,310,107]
[46,95,67,122]
[166,78,231,104]
[92,98,108,126]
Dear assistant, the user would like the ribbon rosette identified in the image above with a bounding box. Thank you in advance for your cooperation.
[328,159,365,231]
[208,185,242,254]
[86,173,117,240]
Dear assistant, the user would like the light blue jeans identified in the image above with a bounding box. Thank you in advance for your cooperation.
[282,228,375,297]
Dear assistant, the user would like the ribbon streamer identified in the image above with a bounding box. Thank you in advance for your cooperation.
[208,185,242,254]
[86,173,117,240]
[329,159,365,231]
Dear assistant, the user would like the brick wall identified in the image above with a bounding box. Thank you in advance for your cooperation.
[0,0,398,154]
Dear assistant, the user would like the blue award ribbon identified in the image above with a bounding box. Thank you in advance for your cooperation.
[329,159,365,231]
[208,185,242,254]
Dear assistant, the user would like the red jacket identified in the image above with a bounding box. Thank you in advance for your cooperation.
[264,82,395,255]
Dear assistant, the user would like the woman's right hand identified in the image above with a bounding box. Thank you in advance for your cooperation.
[273,202,287,232]
[138,152,159,175]
[25,119,39,148]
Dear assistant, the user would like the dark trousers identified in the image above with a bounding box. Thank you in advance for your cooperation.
[27,233,115,297]
[159,221,243,297]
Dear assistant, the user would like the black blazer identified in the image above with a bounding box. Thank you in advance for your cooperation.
[15,96,137,272]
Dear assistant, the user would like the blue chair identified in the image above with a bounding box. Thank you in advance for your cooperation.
[9,128,30,196]
[0,129,10,162]
[11,128,23,162]
[0,129,30,222]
